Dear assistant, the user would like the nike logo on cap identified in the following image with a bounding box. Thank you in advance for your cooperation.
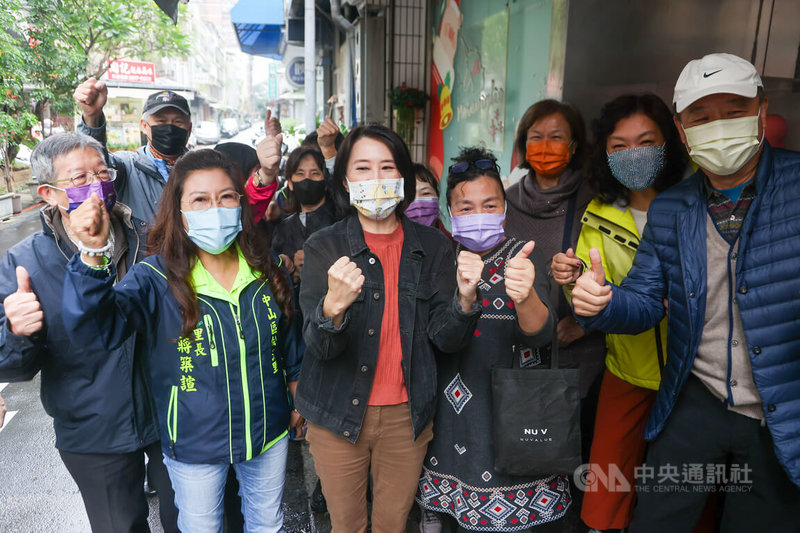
[703,69,722,78]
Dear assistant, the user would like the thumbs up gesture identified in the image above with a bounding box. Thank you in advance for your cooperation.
[572,247,612,316]
[317,116,339,160]
[551,248,582,286]
[505,241,537,304]
[255,109,283,187]
[4,266,43,336]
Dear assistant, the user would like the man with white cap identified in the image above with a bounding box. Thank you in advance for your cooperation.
[571,53,800,531]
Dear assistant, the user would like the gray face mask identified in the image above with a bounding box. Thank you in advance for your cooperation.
[606,145,665,190]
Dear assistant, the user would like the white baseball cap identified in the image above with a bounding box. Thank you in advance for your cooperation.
[673,53,763,113]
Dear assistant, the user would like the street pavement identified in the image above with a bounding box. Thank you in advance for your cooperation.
[0,193,320,532]
[0,143,590,533]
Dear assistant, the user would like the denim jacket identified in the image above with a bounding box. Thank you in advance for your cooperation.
[296,214,481,442]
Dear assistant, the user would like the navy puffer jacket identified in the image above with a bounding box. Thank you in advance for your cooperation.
[579,143,800,487]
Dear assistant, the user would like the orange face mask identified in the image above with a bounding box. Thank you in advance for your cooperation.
[525,140,572,178]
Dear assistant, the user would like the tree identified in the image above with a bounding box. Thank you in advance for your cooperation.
[27,0,190,79]
[0,0,190,189]
[0,0,51,192]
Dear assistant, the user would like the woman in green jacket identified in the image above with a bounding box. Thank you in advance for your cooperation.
[552,94,686,532]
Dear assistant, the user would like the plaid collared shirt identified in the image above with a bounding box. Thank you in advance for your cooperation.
[704,177,757,243]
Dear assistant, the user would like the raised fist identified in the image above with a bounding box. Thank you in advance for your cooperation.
[73,77,108,126]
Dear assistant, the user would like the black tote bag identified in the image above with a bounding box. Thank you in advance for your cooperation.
[491,343,581,476]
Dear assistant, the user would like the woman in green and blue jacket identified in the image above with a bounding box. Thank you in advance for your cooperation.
[62,149,302,533]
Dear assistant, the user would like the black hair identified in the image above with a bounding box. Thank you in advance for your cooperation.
[591,93,688,206]
[445,147,505,207]
[302,130,345,151]
[283,146,326,213]
[148,149,292,337]
[412,162,440,197]
[514,99,587,171]
[329,124,416,218]
[213,142,259,186]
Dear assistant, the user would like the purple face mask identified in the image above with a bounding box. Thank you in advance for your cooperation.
[450,212,506,251]
[50,181,117,213]
[405,197,440,226]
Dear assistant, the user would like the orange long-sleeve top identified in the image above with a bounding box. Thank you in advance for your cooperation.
[363,223,409,406]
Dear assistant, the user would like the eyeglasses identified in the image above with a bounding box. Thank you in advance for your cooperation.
[181,191,243,211]
[448,159,500,175]
[52,168,117,188]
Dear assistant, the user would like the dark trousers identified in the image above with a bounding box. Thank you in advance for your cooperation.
[629,375,800,533]
[60,441,179,533]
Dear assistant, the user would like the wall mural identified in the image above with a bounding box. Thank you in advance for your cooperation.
[455,8,508,153]
[429,0,462,179]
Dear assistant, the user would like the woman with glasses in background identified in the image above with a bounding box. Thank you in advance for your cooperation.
[62,149,303,533]
[417,147,567,532]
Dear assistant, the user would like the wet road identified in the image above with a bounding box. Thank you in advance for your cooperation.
[0,201,319,532]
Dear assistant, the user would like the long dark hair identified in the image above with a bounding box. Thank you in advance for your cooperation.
[148,149,293,337]
[330,124,416,218]
[283,146,326,213]
[591,94,688,206]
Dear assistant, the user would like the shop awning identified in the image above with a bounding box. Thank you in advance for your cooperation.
[231,0,285,60]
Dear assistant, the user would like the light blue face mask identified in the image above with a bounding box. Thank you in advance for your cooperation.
[606,144,665,191]
[182,206,242,255]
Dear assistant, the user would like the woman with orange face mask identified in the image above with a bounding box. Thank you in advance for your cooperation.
[505,99,606,463]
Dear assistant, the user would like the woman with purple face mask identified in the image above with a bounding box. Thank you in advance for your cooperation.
[416,147,569,533]
[405,163,453,240]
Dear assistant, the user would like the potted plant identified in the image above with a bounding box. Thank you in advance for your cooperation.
[389,83,428,146]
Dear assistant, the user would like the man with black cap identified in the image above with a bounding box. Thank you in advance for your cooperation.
[572,53,800,531]
[74,78,193,222]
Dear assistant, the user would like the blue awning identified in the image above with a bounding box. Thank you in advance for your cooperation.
[230,0,285,59]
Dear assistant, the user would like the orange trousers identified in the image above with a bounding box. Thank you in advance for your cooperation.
[581,370,656,529]
[581,370,716,531]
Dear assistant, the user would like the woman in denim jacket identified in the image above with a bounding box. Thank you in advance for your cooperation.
[295,125,482,533]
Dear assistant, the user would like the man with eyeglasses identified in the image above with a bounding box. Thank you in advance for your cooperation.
[0,132,178,532]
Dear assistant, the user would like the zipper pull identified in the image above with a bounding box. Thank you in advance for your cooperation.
[234,315,245,339]
[169,441,177,459]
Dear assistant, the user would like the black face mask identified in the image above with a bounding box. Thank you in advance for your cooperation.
[149,124,189,156]
[293,178,326,206]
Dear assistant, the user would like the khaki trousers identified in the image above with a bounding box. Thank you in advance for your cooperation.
[307,403,433,533]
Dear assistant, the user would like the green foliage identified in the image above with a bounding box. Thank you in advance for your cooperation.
[27,0,190,79]
[389,82,428,109]
[0,0,190,177]
[108,141,140,152]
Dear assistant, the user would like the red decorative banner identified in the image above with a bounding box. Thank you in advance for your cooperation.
[106,60,156,83]
[428,0,461,180]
